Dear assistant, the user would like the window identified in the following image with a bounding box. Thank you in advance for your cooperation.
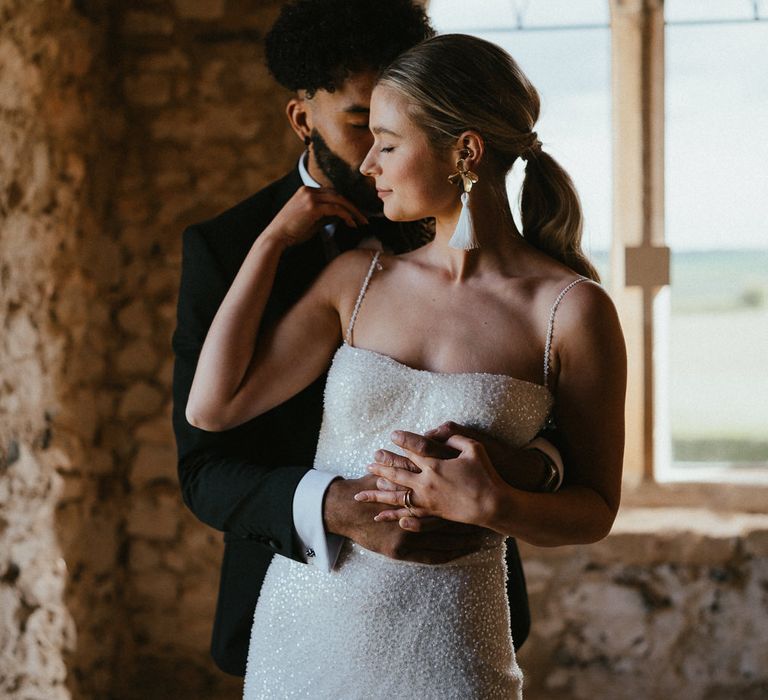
[659,0,768,480]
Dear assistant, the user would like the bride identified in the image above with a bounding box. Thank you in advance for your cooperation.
[187,34,626,700]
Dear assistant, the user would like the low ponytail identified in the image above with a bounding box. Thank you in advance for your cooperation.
[521,151,601,282]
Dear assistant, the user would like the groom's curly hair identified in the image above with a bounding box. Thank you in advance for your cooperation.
[265,0,434,97]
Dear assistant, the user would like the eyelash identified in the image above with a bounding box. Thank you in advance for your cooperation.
[380,147,394,153]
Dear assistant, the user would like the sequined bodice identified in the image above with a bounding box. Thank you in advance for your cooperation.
[244,341,542,699]
[313,343,553,482]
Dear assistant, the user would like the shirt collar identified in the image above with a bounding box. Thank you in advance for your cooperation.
[298,150,321,188]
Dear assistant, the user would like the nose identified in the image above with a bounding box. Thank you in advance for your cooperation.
[359,146,380,177]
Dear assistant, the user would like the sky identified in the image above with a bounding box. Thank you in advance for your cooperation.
[427,0,768,252]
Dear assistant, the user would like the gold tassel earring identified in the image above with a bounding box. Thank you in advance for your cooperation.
[447,147,480,250]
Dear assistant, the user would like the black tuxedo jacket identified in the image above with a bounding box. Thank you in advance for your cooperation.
[171,167,531,676]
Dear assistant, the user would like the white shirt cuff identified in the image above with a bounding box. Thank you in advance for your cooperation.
[526,437,564,491]
[292,469,345,572]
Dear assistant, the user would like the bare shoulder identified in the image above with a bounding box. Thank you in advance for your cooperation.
[556,278,618,327]
[551,277,626,361]
[314,248,388,309]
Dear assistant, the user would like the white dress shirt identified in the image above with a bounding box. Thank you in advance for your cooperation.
[291,152,347,571]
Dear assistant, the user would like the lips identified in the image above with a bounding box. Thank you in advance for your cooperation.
[376,188,392,198]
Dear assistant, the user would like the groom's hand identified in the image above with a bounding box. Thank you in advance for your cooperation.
[261,186,368,249]
[323,474,485,565]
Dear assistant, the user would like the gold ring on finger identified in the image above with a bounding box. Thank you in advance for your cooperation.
[403,489,417,516]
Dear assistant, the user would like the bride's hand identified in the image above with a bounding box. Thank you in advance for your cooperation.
[355,432,507,528]
[261,186,368,249]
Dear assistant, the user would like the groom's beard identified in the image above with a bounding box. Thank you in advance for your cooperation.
[310,128,383,215]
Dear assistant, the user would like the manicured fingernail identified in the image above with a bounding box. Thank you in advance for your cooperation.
[366,464,375,472]
[374,450,385,461]
[354,493,365,501]
[400,518,414,529]
[391,431,402,442]
[373,514,383,521]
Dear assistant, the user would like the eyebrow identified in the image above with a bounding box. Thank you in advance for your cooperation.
[372,126,401,137]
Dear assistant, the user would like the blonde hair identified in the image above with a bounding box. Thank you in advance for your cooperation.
[378,34,600,282]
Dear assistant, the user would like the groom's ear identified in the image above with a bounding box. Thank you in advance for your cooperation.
[286,94,312,144]
[454,131,485,168]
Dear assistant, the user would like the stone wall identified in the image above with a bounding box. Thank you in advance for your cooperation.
[0,1,122,697]
[1,1,295,698]
[518,508,768,700]
[113,2,294,698]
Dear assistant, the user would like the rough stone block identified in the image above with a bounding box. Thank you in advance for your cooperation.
[83,523,120,575]
[0,38,42,110]
[130,443,177,485]
[117,193,151,225]
[157,357,175,386]
[55,389,99,443]
[117,300,150,336]
[134,416,174,444]
[128,540,162,573]
[137,49,190,72]
[127,491,179,541]
[173,0,226,20]
[6,313,38,360]
[124,73,172,107]
[57,473,83,502]
[118,382,165,419]
[123,12,175,36]
[132,568,178,603]
[116,339,159,376]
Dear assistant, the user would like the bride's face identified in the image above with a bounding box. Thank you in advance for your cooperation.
[360,86,458,222]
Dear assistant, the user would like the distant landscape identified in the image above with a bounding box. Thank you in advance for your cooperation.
[592,249,768,467]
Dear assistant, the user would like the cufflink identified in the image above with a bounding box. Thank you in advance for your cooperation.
[305,548,316,558]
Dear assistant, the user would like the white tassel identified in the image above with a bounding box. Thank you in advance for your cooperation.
[448,192,480,250]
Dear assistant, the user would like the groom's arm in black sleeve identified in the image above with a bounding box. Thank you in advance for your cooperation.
[172,224,310,560]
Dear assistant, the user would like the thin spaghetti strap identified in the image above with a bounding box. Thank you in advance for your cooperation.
[345,251,382,346]
[543,277,589,388]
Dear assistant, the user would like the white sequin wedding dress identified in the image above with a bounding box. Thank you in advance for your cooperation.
[243,252,584,699]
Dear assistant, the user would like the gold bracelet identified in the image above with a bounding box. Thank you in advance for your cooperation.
[527,447,559,492]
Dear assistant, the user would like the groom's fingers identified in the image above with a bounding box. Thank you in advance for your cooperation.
[372,449,420,472]
[354,489,427,515]
[376,477,400,491]
[390,430,460,459]
[366,462,418,488]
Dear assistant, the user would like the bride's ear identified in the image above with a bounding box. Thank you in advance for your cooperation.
[453,131,485,168]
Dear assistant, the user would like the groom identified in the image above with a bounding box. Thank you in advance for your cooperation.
[172,0,563,677]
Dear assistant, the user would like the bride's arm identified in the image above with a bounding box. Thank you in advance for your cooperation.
[186,187,368,432]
